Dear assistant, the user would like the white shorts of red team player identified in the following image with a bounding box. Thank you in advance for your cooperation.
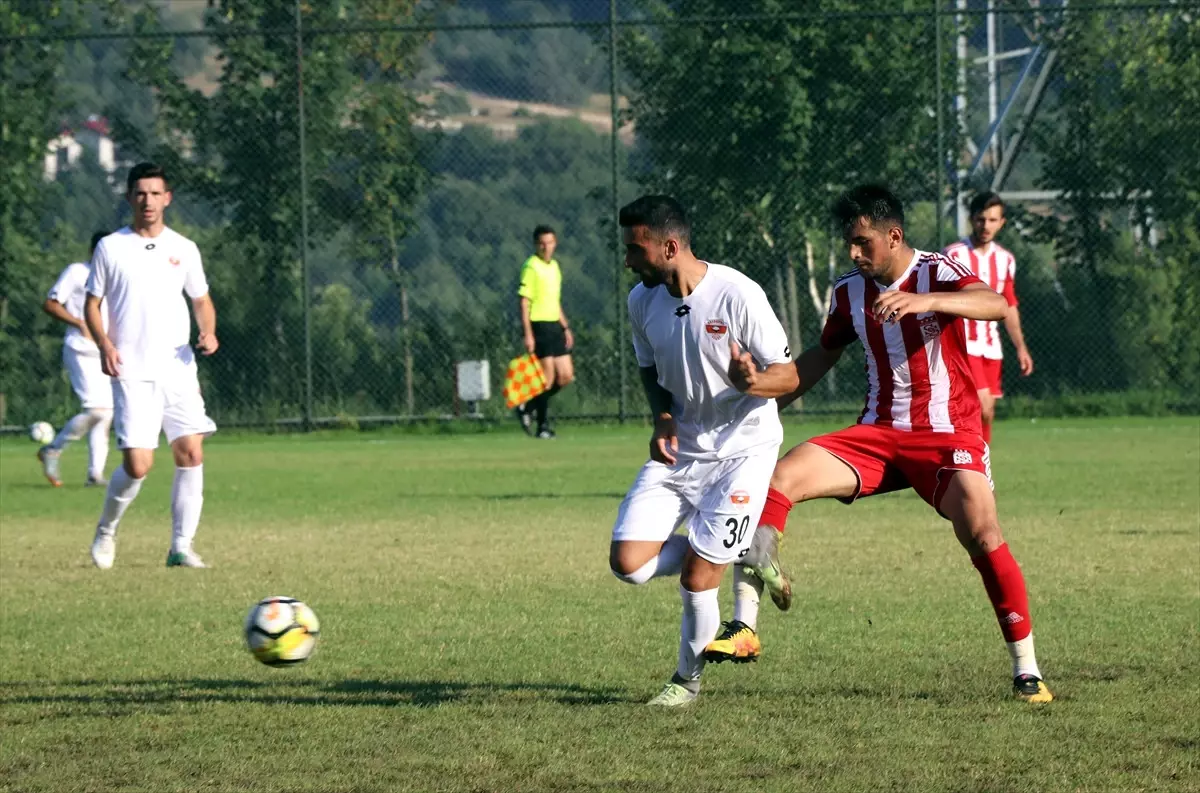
[808,423,992,518]
[611,448,779,565]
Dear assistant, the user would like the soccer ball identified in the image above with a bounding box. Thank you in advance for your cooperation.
[29,422,54,445]
[244,596,320,666]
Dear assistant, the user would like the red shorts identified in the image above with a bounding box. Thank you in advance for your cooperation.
[807,424,993,517]
[968,355,1004,396]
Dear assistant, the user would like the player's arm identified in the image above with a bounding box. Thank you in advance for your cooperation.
[1003,305,1034,375]
[776,344,845,411]
[873,282,1006,324]
[42,297,90,337]
[85,294,121,377]
[727,343,799,398]
[640,365,678,465]
[192,293,219,355]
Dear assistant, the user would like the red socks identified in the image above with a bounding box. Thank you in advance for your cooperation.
[971,543,1032,642]
[759,487,793,534]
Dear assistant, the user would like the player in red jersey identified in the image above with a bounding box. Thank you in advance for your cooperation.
[708,185,1052,703]
[943,192,1034,445]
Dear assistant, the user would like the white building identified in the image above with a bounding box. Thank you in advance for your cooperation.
[44,115,116,182]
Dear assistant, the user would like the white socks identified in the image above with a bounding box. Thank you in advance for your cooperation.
[613,534,689,584]
[97,465,144,536]
[732,566,764,629]
[87,409,112,478]
[676,585,721,682]
[1007,634,1042,679]
[171,465,204,554]
[51,412,94,450]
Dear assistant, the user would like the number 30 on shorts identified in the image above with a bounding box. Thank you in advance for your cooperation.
[723,516,750,550]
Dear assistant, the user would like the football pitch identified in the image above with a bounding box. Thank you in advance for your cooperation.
[1,417,1197,793]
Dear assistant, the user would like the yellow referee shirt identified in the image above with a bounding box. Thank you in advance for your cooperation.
[518,255,562,322]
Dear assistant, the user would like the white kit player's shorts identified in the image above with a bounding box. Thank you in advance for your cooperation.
[112,357,217,450]
[611,448,779,565]
[63,347,114,410]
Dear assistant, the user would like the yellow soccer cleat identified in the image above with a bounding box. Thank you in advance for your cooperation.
[1013,674,1054,703]
[702,620,761,664]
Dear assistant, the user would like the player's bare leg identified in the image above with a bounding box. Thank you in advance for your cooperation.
[977,387,996,445]
[91,447,153,569]
[648,549,725,707]
[166,434,207,568]
[940,471,1052,703]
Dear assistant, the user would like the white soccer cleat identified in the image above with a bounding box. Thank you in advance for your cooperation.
[166,549,208,568]
[37,446,63,487]
[91,530,116,569]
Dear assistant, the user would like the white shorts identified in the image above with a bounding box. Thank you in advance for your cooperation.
[63,347,113,409]
[112,360,217,450]
[611,449,779,565]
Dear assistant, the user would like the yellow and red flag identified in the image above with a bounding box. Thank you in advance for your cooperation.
[504,353,548,409]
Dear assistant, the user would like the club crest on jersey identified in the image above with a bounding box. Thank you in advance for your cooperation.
[919,315,940,342]
[730,490,751,508]
[705,319,728,340]
[169,257,181,267]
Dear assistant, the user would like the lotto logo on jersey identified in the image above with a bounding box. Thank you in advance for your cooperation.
[953,449,973,465]
[730,490,751,508]
[705,319,728,340]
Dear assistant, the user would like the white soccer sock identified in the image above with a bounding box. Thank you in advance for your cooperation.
[50,411,94,451]
[676,585,721,682]
[97,465,144,536]
[86,409,112,478]
[171,465,204,554]
[732,566,764,630]
[613,534,690,585]
[1007,634,1042,679]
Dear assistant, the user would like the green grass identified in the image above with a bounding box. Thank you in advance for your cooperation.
[1,417,1198,793]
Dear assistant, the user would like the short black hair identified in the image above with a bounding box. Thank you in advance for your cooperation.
[968,190,1005,217]
[618,195,691,247]
[533,224,555,242]
[89,230,109,253]
[126,162,169,192]
[832,184,905,234]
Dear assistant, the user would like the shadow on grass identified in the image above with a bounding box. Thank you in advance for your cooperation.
[0,677,637,712]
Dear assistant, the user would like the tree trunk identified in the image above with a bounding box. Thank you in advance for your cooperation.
[387,221,414,417]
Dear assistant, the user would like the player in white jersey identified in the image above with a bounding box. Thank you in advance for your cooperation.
[942,192,1034,445]
[83,163,219,570]
[609,196,799,707]
[37,231,114,487]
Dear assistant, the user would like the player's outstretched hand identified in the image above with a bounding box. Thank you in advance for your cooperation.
[650,415,678,465]
[728,341,757,392]
[872,290,933,324]
[196,332,219,355]
[100,342,122,378]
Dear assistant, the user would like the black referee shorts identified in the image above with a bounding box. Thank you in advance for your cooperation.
[531,321,569,357]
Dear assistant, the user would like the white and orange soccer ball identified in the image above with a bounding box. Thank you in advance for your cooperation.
[244,596,320,666]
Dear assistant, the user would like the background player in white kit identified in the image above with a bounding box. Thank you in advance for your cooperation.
[84,162,219,569]
[609,195,799,707]
[37,231,114,487]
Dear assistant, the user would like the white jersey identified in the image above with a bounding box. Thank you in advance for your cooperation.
[48,261,106,354]
[628,262,792,462]
[86,226,209,381]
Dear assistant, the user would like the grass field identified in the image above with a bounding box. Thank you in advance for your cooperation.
[1,417,1197,793]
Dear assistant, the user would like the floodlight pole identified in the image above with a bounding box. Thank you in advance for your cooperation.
[609,0,626,423]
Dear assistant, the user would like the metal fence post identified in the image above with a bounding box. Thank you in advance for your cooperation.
[295,0,314,431]
[934,0,945,249]
[609,0,626,423]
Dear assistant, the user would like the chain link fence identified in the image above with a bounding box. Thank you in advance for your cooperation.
[4,0,1196,432]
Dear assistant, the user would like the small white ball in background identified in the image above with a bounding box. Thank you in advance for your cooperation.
[29,422,55,445]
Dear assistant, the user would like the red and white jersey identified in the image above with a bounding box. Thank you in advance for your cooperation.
[820,250,983,435]
[942,239,1018,360]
